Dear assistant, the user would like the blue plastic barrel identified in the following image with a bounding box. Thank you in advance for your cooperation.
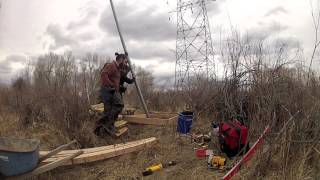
[0,137,40,176]
[177,111,194,134]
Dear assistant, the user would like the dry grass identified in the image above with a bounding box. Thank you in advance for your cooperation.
[0,110,226,179]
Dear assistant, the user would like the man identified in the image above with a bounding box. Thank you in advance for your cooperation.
[94,52,133,136]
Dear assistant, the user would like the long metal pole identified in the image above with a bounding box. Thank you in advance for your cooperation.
[109,0,150,118]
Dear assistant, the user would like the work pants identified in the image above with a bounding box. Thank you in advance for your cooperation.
[99,86,124,128]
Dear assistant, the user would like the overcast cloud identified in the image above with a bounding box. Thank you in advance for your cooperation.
[0,0,318,85]
[265,6,288,17]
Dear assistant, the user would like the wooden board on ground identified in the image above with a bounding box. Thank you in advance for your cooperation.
[115,120,127,129]
[39,137,157,166]
[90,103,136,115]
[115,127,128,137]
[123,113,178,126]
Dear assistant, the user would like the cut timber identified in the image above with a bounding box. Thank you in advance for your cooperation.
[90,103,136,115]
[39,137,157,166]
[115,127,128,137]
[123,113,178,126]
[115,120,127,129]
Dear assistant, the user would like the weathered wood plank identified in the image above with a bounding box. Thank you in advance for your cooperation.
[39,138,152,157]
[39,137,157,166]
[123,114,178,126]
[115,120,127,129]
[115,127,128,137]
[39,140,77,162]
[149,113,177,119]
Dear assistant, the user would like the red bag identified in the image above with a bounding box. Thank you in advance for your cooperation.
[219,119,248,157]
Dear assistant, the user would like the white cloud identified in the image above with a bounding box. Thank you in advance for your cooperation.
[0,0,319,84]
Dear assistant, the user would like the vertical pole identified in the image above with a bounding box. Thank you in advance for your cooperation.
[109,0,150,118]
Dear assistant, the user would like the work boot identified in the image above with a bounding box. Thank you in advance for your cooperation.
[94,125,102,136]
[102,124,119,136]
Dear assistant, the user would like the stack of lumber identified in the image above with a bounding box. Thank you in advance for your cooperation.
[39,137,157,166]
[114,120,128,137]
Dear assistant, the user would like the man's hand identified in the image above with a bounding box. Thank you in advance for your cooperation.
[119,86,127,93]
[128,77,135,84]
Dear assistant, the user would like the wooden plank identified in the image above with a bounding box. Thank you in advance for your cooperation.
[39,138,153,157]
[168,115,178,124]
[115,127,128,137]
[39,137,157,166]
[123,116,165,125]
[149,113,177,119]
[41,137,157,165]
[90,103,104,113]
[39,140,77,162]
[95,108,104,113]
[90,103,136,115]
[90,103,103,109]
[123,114,178,126]
[9,151,83,180]
[115,120,127,129]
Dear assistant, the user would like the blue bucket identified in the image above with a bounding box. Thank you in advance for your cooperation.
[177,111,194,134]
[0,137,40,176]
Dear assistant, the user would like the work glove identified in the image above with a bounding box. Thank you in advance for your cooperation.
[128,77,135,84]
[119,85,127,93]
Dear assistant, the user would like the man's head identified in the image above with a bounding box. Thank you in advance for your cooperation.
[115,52,127,66]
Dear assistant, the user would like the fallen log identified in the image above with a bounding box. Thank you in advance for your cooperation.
[39,137,157,166]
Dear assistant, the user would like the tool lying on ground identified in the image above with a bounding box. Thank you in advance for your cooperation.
[222,125,270,180]
[142,161,177,176]
[207,154,226,170]
[196,149,213,157]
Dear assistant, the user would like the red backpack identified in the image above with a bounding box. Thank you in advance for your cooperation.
[218,118,248,157]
